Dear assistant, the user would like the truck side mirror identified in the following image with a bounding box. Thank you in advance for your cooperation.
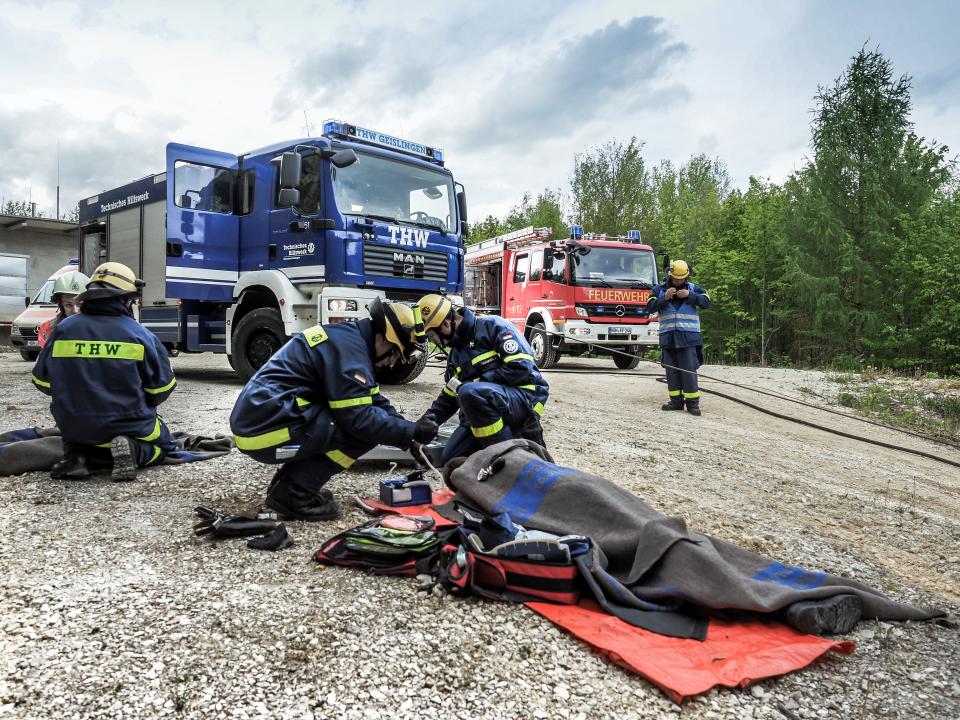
[329,149,358,169]
[24,296,30,308]
[278,188,301,208]
[279,151,302,188]
[457,190,468,237]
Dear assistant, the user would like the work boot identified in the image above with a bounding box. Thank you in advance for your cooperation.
[50,452,91,480]
[110,436,138,482]
[686,404,702,417]
[782,593,863,635]
[265,481,341,522]
[661,402,684,411]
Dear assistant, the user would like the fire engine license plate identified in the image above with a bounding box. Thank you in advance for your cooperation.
[608,326,630,336]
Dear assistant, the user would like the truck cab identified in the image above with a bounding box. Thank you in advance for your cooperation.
[465,226,659,369]
[77,120,467,382]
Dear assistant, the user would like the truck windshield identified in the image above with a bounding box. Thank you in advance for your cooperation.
[332,152,456,232]
[570,247,657,288]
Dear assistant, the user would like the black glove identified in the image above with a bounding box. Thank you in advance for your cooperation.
[193,506,279,538]
[247,524,294,551]
[413,414,439,444]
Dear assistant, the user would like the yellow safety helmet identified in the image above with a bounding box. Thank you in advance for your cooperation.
[416,293,454,332]
[668,260,690,280]
[78,262,145,301]
[369,298,425,361]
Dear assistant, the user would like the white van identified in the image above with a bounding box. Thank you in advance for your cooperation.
[9,262,80,361]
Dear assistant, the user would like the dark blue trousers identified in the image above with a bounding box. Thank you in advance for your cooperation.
[441,383,538,464]
[661,346,701,408]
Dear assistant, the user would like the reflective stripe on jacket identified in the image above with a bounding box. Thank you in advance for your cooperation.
[427,308,549,424]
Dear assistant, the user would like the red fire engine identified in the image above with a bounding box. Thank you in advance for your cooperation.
[463,225,660,369]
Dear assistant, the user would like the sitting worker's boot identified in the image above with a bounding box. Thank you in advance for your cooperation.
[661,402,684,411]
[782,594,863,635]
[50,452,91,480]
[686,403,702,416]
[110,435,138,482]
[265,481,341,522]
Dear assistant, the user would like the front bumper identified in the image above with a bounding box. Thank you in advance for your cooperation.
[9,326,39,349]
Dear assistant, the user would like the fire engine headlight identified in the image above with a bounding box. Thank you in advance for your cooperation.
[328,299,358,312]
[575,306,588,317]
[569,327,590,336]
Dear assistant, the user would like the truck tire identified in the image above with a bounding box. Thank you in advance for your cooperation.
[231,308,286,382]
[376,351,429,385]
[529,323,558,369]
[20,349,39,362]
[613,348,641,370]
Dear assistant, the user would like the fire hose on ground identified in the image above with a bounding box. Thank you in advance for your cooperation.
[424,329,960,471]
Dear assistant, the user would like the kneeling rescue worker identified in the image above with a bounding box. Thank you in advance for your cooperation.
[32,262,178,481]
[646,259,711,415]
[414,294,549,463]
[230,299,438,521]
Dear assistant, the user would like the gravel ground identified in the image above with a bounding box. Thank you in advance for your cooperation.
[1,352,958,720]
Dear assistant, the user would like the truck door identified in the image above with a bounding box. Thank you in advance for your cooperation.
[165,143,240,302]
[504,251,530,329]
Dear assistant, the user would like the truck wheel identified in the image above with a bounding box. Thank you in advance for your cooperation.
[376,351,429,385]
[232,308,286,382]
[613,347,641,370]
[529,323,558,369]
[20,350,39,362]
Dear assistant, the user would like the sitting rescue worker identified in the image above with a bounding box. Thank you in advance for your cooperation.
[229,299,437,521]
[32,262,177,481]
[414,294,549,463]
[646,260,711,415]
[38,270,90,348]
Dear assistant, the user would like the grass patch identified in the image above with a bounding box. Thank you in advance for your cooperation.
[834,384,960,440]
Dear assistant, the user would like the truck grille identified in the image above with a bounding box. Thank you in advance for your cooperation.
[363,244,448,282]
[576,303,649,319]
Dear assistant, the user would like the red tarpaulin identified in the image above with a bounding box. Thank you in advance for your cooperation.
[527,599,855,703]
[355,494,855,702]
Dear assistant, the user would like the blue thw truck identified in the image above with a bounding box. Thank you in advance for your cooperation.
[77,120,468,382]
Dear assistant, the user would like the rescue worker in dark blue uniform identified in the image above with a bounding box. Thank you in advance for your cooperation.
[646,260,711,415]
[32,262,177,481]
[414,294,549,463]
[230,299,437,521]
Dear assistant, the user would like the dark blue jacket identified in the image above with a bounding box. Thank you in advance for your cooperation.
[32,298,176,445]
[647,281,711,349]
[428,308,549,424]
[230,319,414,451]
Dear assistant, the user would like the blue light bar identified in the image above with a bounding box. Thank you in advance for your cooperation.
[322,118,444,164]
[626,229,640,241]
[570,225,583,239]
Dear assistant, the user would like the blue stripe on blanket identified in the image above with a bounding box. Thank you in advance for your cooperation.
[752,562,826,589]
[491,458,574,524]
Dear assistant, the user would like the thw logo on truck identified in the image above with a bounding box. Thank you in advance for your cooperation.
[388,226,429,248]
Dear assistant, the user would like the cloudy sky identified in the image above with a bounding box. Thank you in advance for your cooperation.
[1,0,958,222]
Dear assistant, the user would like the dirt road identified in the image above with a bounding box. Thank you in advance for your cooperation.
[1,352,957,719]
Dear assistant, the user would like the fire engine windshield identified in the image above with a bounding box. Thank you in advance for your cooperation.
[570,247,657,288]
[332,151,456,233]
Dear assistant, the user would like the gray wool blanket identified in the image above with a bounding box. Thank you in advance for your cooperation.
[447,440,942,632]
[0,427,233,476]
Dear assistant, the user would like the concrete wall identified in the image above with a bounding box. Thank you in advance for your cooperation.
[0,220,80,300]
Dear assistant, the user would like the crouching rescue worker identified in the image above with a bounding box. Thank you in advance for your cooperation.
[32,262,177,481]
[229,299,437,521]
[38,270,90,347]
[646,260,711,415]
[414,294,549,463]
